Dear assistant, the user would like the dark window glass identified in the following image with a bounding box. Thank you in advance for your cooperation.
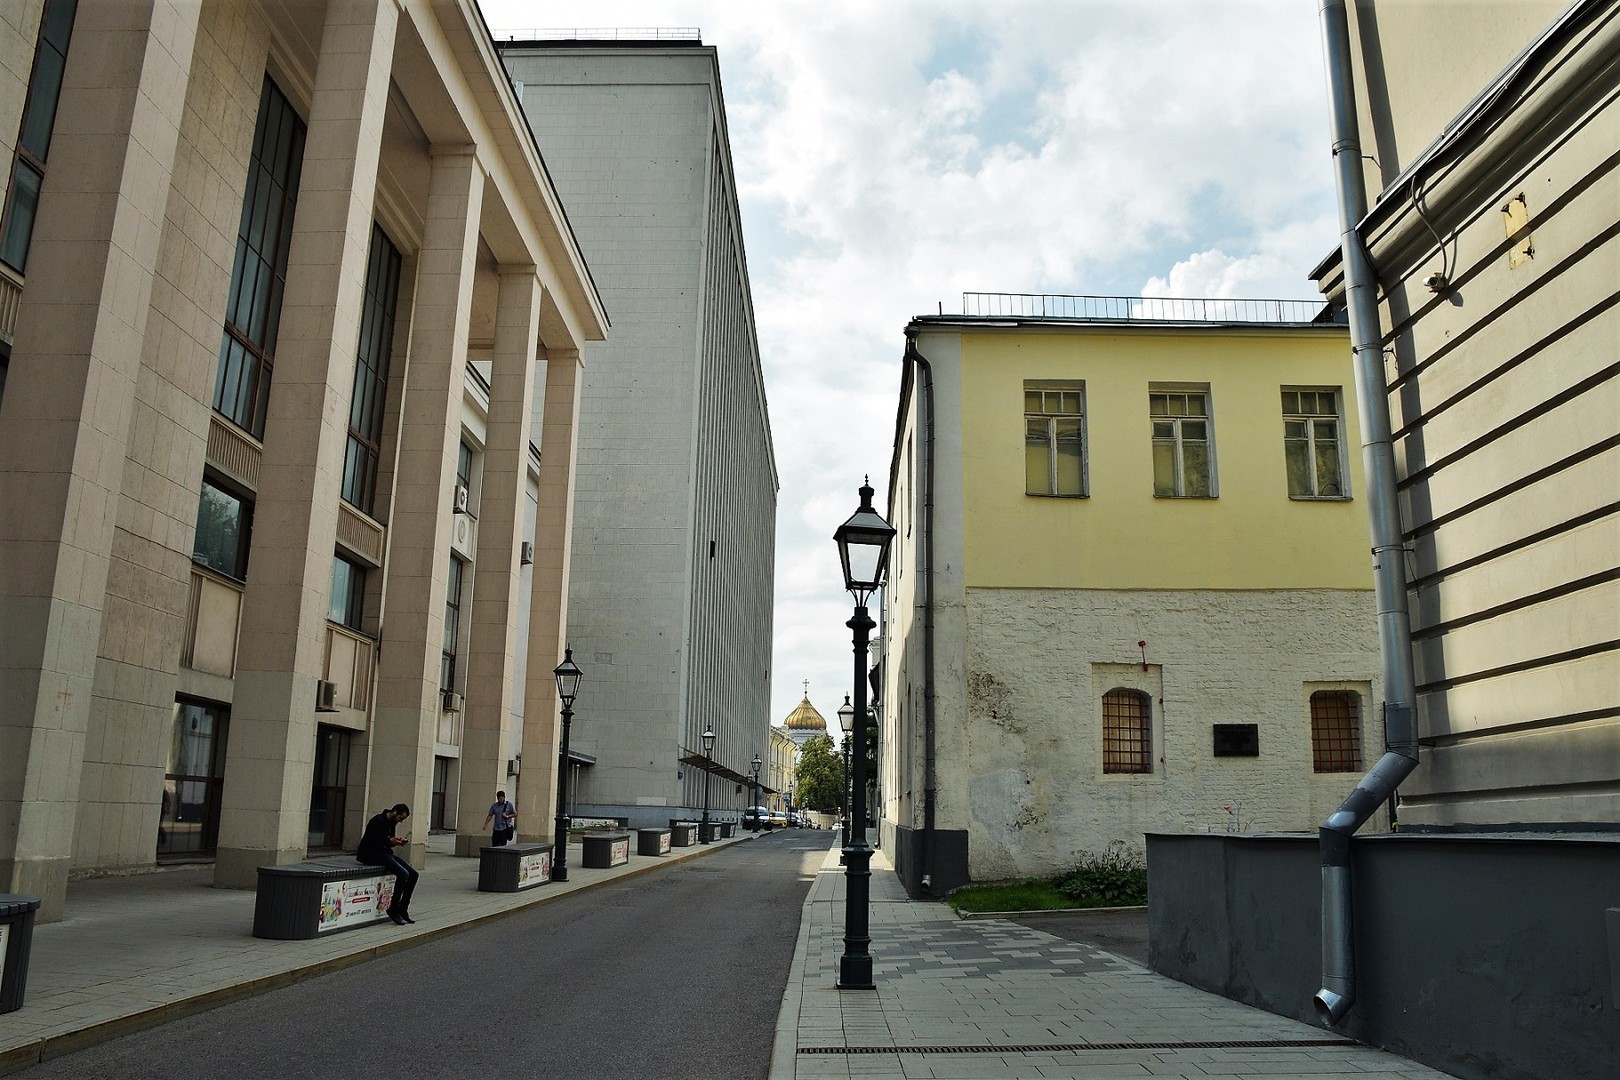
[0,0,77,274]
[441,556,464,691]
[157,700,228,859]
[329,555,366,630]
[308,726,351,851]
[341,224,402,513]
[212,77,305,436]
[192,478,252,580]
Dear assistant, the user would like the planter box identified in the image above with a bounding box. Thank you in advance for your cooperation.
[478,842,554,892]
[580,832,632,869]
[253,858,401,940]
[669,823,697,847]
[0,894,41,1014]
[637,829,672,856]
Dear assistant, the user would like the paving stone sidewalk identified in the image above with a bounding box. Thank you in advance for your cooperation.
[0,829,752,1075]
[770,843,1459,1080]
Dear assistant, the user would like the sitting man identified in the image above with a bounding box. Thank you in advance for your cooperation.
[357,802,418,925]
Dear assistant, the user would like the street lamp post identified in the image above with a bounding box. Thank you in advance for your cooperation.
[833,477,894,991]
[551,648,583,883]
[699,726,716,843]
[837,696,854,851]
[749,754,762,830]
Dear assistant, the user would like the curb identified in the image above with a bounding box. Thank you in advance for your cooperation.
[0,833,754,1076]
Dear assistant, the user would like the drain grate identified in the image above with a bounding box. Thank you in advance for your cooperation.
[800,1038,1358,1055]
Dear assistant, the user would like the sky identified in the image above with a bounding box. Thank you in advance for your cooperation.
[479,0,1341,742]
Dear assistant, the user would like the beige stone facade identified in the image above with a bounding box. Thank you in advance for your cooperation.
[1316,0,1619,828]
[0,0,605,919]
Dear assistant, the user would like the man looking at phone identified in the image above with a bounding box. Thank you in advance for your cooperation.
[357,802,418,925]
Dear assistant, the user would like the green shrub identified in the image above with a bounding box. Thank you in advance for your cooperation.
[1054,841,1148,907]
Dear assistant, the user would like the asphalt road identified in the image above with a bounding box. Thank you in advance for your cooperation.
[16,831,827,1080]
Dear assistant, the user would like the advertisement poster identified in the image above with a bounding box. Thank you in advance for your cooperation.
[0,922,8,970]
[611,838,630,865]
[317,874,397,933]
[658,831,672,854]
[518,849,551,889]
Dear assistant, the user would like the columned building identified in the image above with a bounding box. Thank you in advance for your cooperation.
[496,36,778,828]
[0,0,606,918]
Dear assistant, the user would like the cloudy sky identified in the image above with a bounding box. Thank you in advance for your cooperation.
[480,0,1341,739]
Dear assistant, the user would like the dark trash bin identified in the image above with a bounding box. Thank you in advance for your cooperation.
[0,894,41,1014]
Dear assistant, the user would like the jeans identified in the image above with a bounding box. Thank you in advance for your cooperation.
[367,851,419,912]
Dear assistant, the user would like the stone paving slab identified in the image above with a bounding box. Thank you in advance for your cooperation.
[769,843,1460,1080]
[0,830,753,1075]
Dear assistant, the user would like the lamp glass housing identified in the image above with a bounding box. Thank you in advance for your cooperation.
[553,648,582,707]
[837,695,855,735]
[701,727,716,754]
[834,480,895,597]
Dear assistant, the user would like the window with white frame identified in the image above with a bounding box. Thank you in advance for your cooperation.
[1102,688,1153,774]
[1150,388,1214,497]
[1282,388,1347,498]
[1024,382,1087,497]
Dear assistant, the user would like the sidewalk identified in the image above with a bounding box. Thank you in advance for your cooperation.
[770,843,1459,1080]
[0,829,753,1075]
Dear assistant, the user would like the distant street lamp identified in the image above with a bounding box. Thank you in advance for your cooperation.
[837,695,854,849]
[699,726,717,843]
[551,648,583,883]
[833,477,894,991]
[749,754,762,830]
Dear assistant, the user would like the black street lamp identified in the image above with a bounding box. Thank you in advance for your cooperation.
[551,647,582,883]
[749,754,762,830]
[837,696,853,864]
[699,726,716,843]
[833,477,894,991]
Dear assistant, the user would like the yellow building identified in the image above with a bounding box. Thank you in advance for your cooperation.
[879,296,1381,895]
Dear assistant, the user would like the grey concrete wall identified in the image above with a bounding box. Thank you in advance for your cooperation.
[1147,831,1620,1080]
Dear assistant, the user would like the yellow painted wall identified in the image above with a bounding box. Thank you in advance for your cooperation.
[958,325,1372,590]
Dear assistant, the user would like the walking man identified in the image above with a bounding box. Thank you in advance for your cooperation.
[357,802,418,925]
[483,790,517,846]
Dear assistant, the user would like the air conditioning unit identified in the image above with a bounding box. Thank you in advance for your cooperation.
[519,541,535,566]
[316,680,339,712]
[442,689,463,713]
[507,756,521,776]
[454,485,470,513]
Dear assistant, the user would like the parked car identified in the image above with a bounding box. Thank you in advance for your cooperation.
[769,811,789,828]
[743,806,772,830]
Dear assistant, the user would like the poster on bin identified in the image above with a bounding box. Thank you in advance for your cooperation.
[317,874,397,932]
[518,849,551,888]
[0,922,8,969]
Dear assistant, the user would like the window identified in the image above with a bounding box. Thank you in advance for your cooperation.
[1310,690,1363,772]
[192,477,253,580]
[441,556,464,691]
[1102,688,1153,774]
[211,77,306,437]
[1025,383,1087,497]
[341,223,402,513]
[308,726,351,851]
[0,0,78,274]
[1150,389,1214,497]
[1283,389,1347,498]
[329,555,366,631]
[455,438,475,511]
[158,700,228,859]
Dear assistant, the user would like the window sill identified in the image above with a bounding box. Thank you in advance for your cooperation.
[1151,494,1217,500]
[1288,494,1352,502]
[1024,492,1089,500]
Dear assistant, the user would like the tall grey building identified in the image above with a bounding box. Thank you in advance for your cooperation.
[498,36,778,827]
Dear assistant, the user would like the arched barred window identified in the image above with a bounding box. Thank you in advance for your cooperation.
[1102,688,1153,774]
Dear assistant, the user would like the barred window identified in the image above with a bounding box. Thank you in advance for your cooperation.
[1283,389,1346,498]
[1102,688,1153,774]
[1310,690,1362,772]
[1024,383,1086,497]
[1150,389,1214,497]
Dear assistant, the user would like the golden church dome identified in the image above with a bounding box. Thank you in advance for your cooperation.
[783,694,827,732]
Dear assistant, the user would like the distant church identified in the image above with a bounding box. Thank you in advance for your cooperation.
[781,683,829,756]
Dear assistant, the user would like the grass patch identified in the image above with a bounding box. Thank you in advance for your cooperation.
[946,842,1149,914]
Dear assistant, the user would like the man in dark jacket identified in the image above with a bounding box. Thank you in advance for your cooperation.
[357,803,418,925]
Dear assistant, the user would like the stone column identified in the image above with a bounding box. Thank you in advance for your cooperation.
[517,347,583,843]
[369,147,484,869]
[455,268,541,855]
[213,0,398,888]
[0,0,201,919]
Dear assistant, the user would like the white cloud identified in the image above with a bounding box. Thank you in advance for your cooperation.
[479,0,1341,737]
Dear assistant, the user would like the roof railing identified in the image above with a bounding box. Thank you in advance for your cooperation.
[960,292,1334,324]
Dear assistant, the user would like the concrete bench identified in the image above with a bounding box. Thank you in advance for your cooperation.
[253,858,404,940]
[477,842,555,892]
[636,828,672,856]
[669,823,697,847]
[580,831,632,869]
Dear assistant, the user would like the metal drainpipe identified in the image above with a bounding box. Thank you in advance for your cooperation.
[1316,0,1421,1025]
[902,332,938,895]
